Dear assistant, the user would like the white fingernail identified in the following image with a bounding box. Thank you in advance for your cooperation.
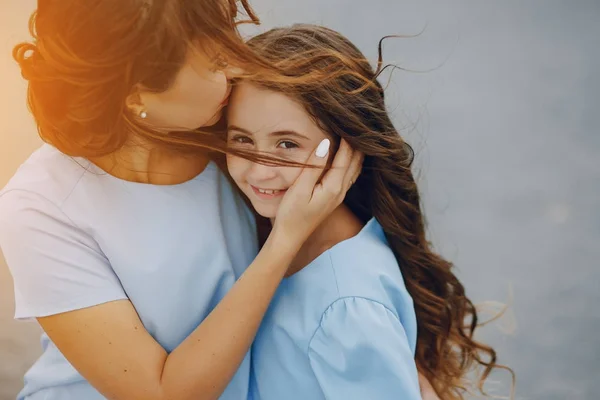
[315,139,330,158]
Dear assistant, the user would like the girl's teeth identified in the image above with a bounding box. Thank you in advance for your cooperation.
[258,188,279,194]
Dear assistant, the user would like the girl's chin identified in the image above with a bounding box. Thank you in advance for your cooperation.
[251,205,278,220]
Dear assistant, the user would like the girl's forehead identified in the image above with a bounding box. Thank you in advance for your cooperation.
[228,84,320,132]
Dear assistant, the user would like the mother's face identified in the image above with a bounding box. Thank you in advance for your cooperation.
[137,49,237,130]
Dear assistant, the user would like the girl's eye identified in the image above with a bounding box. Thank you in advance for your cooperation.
[277,141,299,150]
[229,135,253,145]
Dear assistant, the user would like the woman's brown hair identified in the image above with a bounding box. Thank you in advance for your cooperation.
[12,0,386,161]
[11,0,287,158]
[245,24,514,399]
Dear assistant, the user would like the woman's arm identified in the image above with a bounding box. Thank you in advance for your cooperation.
[418,371,441,400]
[15,140,362,400]
[38,234,294,400]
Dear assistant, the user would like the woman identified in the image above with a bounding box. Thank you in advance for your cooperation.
[226,25,508,400]
[0,2,362,400]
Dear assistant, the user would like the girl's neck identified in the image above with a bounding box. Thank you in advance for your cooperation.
[272,204,363,277]
[89,135,210,185]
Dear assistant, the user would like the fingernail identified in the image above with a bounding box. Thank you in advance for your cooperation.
[315,139,330,158]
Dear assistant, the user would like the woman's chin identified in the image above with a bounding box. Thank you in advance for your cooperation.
[202,109,224,128]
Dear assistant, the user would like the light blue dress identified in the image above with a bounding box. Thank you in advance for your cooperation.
[250,218,422,400]
[0,144,258,400]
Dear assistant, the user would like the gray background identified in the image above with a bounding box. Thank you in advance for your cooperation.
[1,1,598,399]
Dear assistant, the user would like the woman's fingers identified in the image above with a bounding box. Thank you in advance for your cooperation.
[271,138,362,246]
[344,147,364,190]
[282,138,331,203]
[319,139,354,199]
[320,139,364,195]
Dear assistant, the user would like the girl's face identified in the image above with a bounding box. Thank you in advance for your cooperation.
[226,82,330,219]
[138,49,237,130]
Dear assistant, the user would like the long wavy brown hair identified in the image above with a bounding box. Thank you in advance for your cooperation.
[12,0,388,162]
[244,24,513,399]
[12,0,286,158]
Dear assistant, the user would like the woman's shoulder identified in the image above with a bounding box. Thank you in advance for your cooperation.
[1,144,91,211]
[0,145,99,258]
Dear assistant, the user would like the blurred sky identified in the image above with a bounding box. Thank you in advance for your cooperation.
[1,1,599,399]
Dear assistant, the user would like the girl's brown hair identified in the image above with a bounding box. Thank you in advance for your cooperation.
[245,24,513,399]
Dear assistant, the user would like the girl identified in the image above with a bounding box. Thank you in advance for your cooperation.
[226,25,507,400]
[0,2,361,400]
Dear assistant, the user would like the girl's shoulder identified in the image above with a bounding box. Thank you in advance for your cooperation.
[324,218,412,312]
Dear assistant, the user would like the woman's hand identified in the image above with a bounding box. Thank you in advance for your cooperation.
[271,138,362,250]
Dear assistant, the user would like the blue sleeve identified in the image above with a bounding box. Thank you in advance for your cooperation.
[0,190,127,319]
[308,297,422,400]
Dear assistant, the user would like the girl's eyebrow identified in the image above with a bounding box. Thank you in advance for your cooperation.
[227,125,253,135]
[228,125,310,141]
[270,130,310,141]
